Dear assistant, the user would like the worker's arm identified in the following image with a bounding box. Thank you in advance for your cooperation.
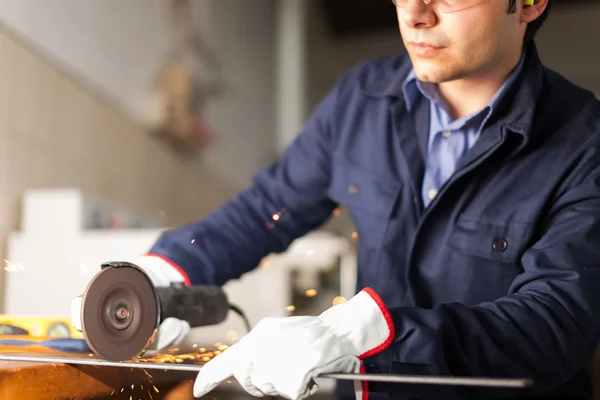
[366,165,600,397]
[71,76,345,352]
[136,78,346,287]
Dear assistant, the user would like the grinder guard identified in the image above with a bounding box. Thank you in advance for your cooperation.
[80,262,231,362]
[80,263,161,361]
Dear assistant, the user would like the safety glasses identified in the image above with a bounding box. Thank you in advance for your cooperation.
[391,0,486,13]
[391,0,534,13]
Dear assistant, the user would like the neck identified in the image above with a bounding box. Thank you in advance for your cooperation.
[437,49,523,120]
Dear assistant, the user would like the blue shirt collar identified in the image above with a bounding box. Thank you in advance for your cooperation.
[401,50,528,125]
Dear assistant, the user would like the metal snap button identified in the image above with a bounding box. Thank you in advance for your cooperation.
[428,188,438,200]
[348,184,359,195]
[492,237,508,252]
[366,364,378,373]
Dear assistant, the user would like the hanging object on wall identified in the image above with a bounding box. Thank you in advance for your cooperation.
[145,0,227,157]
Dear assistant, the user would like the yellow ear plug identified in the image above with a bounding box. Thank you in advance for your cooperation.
[524,0,534,5]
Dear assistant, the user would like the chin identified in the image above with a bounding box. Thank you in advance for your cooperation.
[413,65,449,83]
[411,59,464,84]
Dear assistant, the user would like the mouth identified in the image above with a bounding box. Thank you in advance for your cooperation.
[407,42,444,57]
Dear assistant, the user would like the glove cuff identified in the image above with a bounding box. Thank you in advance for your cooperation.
[132,254,191,287]
[319,287,394,359]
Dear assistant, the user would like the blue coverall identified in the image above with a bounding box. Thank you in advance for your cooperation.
[148,42,600,399]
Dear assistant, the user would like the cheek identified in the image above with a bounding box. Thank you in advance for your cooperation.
[444,15,498,61]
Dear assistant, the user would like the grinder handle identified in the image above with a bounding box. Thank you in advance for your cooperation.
[155,284,231,328]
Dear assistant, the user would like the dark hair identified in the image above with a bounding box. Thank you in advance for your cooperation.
[508,0,551,42]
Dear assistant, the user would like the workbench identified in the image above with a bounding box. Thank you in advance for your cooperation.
[3,353,597,399]
[0,360,197,399]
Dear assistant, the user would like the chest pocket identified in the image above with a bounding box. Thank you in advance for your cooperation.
[444,216,535,302]
[327,159,402,248]
[448,216,534,268]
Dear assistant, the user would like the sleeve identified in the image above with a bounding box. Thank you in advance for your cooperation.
[138,79,346,287]
[365,166,600,398]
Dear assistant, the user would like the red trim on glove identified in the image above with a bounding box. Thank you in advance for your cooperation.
[359,362,369,400]
[358,287,395,360]
[145,253,192,286]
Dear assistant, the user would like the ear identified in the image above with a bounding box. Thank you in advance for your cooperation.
[521,0,548,23]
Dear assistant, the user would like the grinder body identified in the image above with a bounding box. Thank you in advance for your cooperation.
[156,282,229,328]
[79,262,230,361]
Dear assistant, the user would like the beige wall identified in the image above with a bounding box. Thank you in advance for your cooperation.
[0,27,235,251]
[0,0,278,191]
[201,0,278,188]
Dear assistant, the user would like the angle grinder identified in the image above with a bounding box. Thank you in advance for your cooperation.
[77,261,239,362]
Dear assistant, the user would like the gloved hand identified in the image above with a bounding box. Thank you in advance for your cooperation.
[71,255,191,355]
[193,288,394,400]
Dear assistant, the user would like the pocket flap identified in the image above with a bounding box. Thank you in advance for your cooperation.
[327,159,401,218]
[449,216,533,263]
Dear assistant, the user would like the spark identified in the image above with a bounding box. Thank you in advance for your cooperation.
[332,208,341,216]
[133,349,221,365]
[259,257,270,269]
[192,344,198,348]
[351,231,358,240]
[88,353,94,357]
[266,209,286,228]
[191,239,195,244]
[333,296,347,306]
[141,368,154,384]
[305,289,317,297]
[286,305,296,312]
[3,259,24,271]
[153,385,159,393]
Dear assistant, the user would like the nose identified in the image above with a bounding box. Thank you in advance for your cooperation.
[401,0,436,28]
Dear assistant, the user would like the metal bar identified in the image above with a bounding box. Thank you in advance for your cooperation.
[0,353,533,388]
[322,373,533,388]
[0,353,204,372]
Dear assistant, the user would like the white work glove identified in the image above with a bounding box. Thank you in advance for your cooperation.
[71,255,191,355]
[193,288,394,400]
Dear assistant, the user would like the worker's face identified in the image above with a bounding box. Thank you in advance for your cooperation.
[396,0,542,83]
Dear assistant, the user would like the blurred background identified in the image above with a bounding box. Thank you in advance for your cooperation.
[0,0,598,398]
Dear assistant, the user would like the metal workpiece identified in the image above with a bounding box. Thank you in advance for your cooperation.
[0,352,533,388]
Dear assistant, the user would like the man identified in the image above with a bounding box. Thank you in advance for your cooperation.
[73,0,600,398]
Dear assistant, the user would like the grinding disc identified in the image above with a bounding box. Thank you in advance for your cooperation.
[80,265,160,361]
